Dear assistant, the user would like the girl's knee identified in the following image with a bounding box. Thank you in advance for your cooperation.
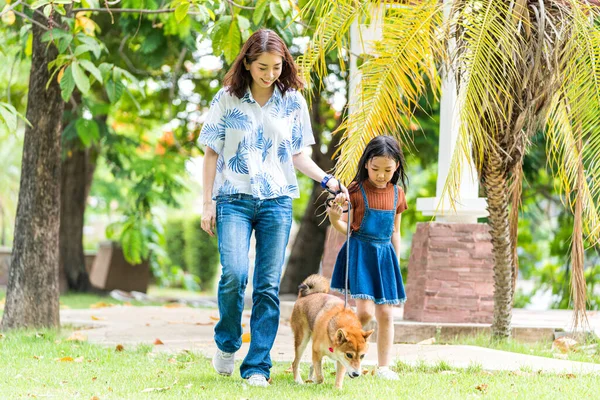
[375,305,393,322]
[357,311,374,327]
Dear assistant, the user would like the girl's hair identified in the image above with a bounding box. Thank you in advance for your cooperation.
[349,135,408,192]
[223,29,304,98]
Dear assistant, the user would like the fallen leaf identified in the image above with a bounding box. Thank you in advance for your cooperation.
[123,302,132,306]
[362,369,369,375]
[241,333,251,343]
[91,396,100,400]
[145,323,151,327]
[563,373,576,379]
[154,338,164,345]
[58,357,74,362]
[75,356,85,363]
[209,316,220,321]
[92,377,97,381]
[33,355,43,360]
[195,322,215,326]
[91,315,106,321]
[164,303,186,308]
[168,358,177,364]
[115,344,124,352]
[66,332,87,342]
[90,302,115,309]
[417,337,436,345]
[552,337,578,354]
[476,384,488,392]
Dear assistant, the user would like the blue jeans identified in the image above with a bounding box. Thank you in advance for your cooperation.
[215,194,293,379]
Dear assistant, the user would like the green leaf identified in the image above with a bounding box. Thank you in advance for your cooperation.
[76,35,102,58]
[53,0,73,4]
[71,61,90,94]
[106,79,124,103]
[41,29,72,43]
[269,1,284,22]
[43,4,53,17]
[59,65,75,102]
[175,2,189,22]
[237,15,250,31]
[0,103,17,132]
[223,19,241,64]
[53,5,66,15]
[279,0,290,14]
[30,0,50,9]
[79,59,103,83]
[57,36,72,53]
[75,118,100,147]
[253,0,269,25]
[195,4,210,23]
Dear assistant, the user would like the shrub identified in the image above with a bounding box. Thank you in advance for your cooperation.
[164,218,187,271]
[183,216,219,291]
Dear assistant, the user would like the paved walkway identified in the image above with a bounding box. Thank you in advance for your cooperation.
[61,304,600,374]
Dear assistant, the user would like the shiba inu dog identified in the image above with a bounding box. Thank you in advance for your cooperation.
[290,274,374,389]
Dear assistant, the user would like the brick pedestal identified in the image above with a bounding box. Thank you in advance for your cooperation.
[404,222,495,323]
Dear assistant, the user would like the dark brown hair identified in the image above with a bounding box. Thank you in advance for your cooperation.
[223,29,304,98]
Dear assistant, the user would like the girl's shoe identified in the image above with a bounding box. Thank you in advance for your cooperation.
[376,366,399,380]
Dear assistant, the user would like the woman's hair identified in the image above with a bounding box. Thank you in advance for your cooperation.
[349,135,408,192]
[223,29,303,98]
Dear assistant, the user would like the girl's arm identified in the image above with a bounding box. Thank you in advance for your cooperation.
[201,147,219,237]
[328,203,352,235]
[391,213,402,261]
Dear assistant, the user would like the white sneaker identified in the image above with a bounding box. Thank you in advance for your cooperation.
[246,374,269,387]
[212,349,235,376]
[376,366,399,380]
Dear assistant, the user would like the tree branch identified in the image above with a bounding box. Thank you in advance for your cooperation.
[13,10,50,30]
[226,0,255,10]
[0,0,22,18]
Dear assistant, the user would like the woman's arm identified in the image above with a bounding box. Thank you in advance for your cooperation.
[391,213,402,261]
[292,151,349,199]
[201,147,219,237]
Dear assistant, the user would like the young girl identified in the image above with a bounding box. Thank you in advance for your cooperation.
[199,29,348,387]
[328,135,408,380]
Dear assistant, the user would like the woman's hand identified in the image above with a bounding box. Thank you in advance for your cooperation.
[201,201,216,237]
[326,178,349,202]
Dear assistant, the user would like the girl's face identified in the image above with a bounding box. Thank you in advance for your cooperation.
[245,52,283,90]
[366,156,398,188]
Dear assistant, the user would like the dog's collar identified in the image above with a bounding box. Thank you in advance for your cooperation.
[329,347,334,353]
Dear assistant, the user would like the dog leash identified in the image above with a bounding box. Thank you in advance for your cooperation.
[326,188,352,309]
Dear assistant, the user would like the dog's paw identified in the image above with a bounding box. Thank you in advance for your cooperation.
[294,377,304,385]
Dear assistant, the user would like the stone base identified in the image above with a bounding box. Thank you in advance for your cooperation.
[89,241,149,293]
[404,222,494,324]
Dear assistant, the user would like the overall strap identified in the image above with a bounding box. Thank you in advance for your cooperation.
[359,183,369,209]
[393,185,398,210]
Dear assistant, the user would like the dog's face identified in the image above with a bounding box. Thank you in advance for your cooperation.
[333,328,374,378]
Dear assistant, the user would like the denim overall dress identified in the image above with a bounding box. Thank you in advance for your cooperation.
[330,183,406,304]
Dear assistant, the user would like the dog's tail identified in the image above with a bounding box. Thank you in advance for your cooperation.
[297,274,330,298]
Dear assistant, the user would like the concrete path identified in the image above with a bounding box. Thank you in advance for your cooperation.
[61,305,600,374]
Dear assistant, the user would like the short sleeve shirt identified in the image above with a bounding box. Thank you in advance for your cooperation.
[199,86,315,200]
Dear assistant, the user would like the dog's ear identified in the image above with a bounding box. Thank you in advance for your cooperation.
[363,329,375,340]
[336,329,347,344]
[298,283,308,291]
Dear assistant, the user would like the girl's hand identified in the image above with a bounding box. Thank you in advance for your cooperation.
[328,202,344,222]
[201,201,216,237]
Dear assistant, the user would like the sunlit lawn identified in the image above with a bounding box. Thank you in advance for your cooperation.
[0,329,598,399]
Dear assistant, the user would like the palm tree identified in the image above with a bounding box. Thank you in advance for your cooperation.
[299,0,600,339]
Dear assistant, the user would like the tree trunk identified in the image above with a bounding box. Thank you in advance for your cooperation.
[483,149,513,340]
[59,142,98,293]
[280,91,342,294]
[0,14,64,330]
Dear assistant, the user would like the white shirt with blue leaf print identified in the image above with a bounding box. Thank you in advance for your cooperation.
[199,86,315,200]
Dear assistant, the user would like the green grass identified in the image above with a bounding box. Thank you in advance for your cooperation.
[446,333,600,364]
[0,329,597,399]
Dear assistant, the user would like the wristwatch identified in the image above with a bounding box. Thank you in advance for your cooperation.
[321,174,335,189]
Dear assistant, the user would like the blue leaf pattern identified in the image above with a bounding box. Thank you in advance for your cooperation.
[222,108,252,130]
[217,180,239,196]
[262,138,272,162]
[282,96,301,118]
[201,123,225,145]
[210,89,224,106]
[291,118,303,151]
[228,142,249,174]
[251,173,277,198]
[216,154,225,173]
[241,91,254,104]
[278,140,291,163]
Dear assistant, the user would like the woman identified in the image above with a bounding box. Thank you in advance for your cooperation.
[199,29,348,387]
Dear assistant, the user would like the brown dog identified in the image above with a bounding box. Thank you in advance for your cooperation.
[290,274,374,389]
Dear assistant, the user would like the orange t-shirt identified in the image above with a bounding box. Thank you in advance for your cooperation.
[348,180,408,232]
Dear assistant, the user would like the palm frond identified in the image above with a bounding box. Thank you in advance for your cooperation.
[334,1,444,183]
[297,0,371,91]
[444,0,527,204]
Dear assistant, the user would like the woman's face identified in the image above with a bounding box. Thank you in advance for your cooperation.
[245,52,283,90]
[366,156,398,188]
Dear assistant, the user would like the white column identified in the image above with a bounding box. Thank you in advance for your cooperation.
[416,0,487,223]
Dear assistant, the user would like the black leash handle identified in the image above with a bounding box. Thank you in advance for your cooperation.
[325,188,352,308]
